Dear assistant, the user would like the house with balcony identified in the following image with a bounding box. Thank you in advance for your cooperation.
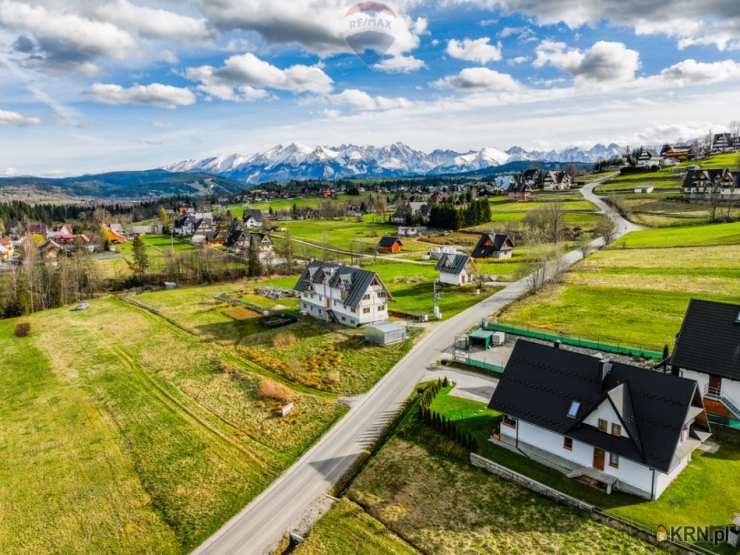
[472,233,514,259]
[294,261,392,327]
[488,340,711,499]
[543,171,573,191]
[671,299,740,423]
[682,168,740,201]
[711,132,737,154]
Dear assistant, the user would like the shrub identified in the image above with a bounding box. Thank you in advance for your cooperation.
[258,378,293,403]
[14,322,31,338]
[325,371,341,385]
[272,331,297,348]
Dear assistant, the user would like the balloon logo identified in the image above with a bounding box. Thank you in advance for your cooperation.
[345,2,397,65]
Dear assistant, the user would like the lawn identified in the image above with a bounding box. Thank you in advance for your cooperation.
[430,389,740,552]
[279,219,399,252]
[238,320,419,395]
[295,498,417,555]
[497,224,740,351]
[346,406,660,554]
[0,298,344,553]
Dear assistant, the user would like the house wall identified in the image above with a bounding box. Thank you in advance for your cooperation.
[680,369,740,412]
[439,269,469,286]
[583,400,630,438]
[300,282,388,327]
[500,417,677,499]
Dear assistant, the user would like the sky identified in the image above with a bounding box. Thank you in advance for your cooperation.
[1,0,740,176]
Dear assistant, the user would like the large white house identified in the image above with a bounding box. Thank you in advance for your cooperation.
[671,299,740,422]
[489,341,711,500]
[294,261,392,327]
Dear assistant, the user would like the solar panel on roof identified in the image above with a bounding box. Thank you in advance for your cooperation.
[567,400,580,419]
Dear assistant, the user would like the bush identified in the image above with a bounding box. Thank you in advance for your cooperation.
[14,322,31,337]
[258,378,293,403]
[272,331,297,348]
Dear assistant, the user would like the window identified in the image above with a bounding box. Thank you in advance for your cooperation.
[567,400,580,419]
[563,437,573,451]
[611,423,622,437]
[597,419,608,432]
[363,294,370,301]
[609,453,619,468]
[363,307,371,314]
[379,305,386,311]
[502,415,517,429]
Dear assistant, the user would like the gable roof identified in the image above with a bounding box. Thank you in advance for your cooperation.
[243,209,263,221]
[293,261,391,309]
[488,340,706,472]
[472,233,513,258]
[378,236,402,248]
[671,299,740,381]
[435,253,471,275]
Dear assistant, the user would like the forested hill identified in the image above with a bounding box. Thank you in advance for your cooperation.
[0,170,247,199]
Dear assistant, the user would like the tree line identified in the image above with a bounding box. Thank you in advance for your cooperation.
[428,199,492,230]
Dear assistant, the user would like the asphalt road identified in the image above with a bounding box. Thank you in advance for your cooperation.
[194,177,633,555]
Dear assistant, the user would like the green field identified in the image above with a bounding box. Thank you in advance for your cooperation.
[295,498,417,555]
[430,388,740,551]
[343,396,660,554]
[498,223,740,351]
[0,298,344,553]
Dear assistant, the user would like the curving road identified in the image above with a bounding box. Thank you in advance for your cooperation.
[194,178,634,555]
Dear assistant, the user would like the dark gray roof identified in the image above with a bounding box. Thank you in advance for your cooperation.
[671,299,740,381]
[243,209,263,221]
[435,253,471,275]
[472,233,513,258]
[293,261,390,309]
[488,340,707,473]
[378,236,402,248]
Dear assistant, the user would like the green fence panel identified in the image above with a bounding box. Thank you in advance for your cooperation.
[464,358,505,374]
[482,322,663,360]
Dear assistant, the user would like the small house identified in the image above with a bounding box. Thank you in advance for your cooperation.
[489,340,711,500]
[671,299,740,422]
[364,322,407,346]
[0,237,14,262]
[711,133,737,154]
[636,148,661,169]
[507,177,533,201]
[543,171,573,191]
[660,144,692,161]
[243,209,264,229]
[633,185,654,194]
[472,233,514,259]
[397,226,423,237]
[428,245,464,260]
[101,224,128,244]
[377,236,402,254]
[682,168,739,202]
[436,253,473,286]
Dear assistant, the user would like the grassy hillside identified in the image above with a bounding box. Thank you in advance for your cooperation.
[0,298,344,553]
[497,223,740,351]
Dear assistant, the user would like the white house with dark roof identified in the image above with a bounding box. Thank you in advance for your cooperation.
[671,299,740,422]
[294,261,391,327]
[489,340,711,499]
[243,209,264,229]
[436,253,473,286]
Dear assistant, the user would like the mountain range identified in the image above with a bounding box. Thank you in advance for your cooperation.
[167,142,623,184]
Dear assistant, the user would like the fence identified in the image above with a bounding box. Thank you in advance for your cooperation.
[482,321,663,361]
[463,358,505,375]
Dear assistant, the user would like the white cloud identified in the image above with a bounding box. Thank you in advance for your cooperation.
[90,83,196,108]
[657,59,740,85]
[534,40,640,83]
[95,0,212,42]
[186,53,333,101]
[0,108,40,126]
[160,50,179,64]
[329,88,413,111]
[0,0,136,67]
[374,55,426,73]
[508,55,529,65]
[435,67,522,92]
[446,37,502,64]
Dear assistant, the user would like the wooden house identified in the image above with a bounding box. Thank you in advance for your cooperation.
[543,171,573,191]
[377,236,402,254]
[682,168,739,201]
[472,233,514,259]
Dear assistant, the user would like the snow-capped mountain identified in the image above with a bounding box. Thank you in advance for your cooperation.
[166,142,621,184]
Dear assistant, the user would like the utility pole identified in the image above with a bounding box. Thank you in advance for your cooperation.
[433,279,442,320]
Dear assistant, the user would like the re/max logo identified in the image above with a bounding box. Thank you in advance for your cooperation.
[348,17,392,31]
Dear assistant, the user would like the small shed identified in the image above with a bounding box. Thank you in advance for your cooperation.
[377,236,403,254]
[365,322,406,345]
[469,328,495,349]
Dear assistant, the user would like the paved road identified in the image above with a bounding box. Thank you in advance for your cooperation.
[581,176,643,236]
[195,179,633,555]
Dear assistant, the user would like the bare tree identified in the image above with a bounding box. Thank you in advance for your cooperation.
[522,203,565,244]
[592,216,616,244]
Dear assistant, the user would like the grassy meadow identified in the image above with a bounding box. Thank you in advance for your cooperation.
[0,297,345,553]
[497,223,740,351]
[341,398,661,554]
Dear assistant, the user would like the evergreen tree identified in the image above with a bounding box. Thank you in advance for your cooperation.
[247,235,263,277]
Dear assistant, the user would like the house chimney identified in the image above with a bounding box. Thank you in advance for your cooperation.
[601,359,613,381]
[553,340,561,349]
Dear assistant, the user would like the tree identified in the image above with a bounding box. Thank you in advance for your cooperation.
[247,235,263,277]
[132,235,149,274]
[592,216,616,244]
[158,206,170,226]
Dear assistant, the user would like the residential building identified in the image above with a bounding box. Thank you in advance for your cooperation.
[0,237,14,262]
[682,168,740,201]
[489,340,711,500]
[671,299,740,422]
[101,224,127,243]
[436,253,473,286]
[636,148,661,169]
[397,226,424,237]
[507,176,533,201]
[543,171,573,191]
[472,233,514,259]
[243,209,264,229]
[377,236,402,254]
[428,245,464,260]
[294,261,391,327]
[660,144,692,161]
[711,133,737,154]
[520,168,543,188]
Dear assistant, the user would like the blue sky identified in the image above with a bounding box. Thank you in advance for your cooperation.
[1,0,739,175]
